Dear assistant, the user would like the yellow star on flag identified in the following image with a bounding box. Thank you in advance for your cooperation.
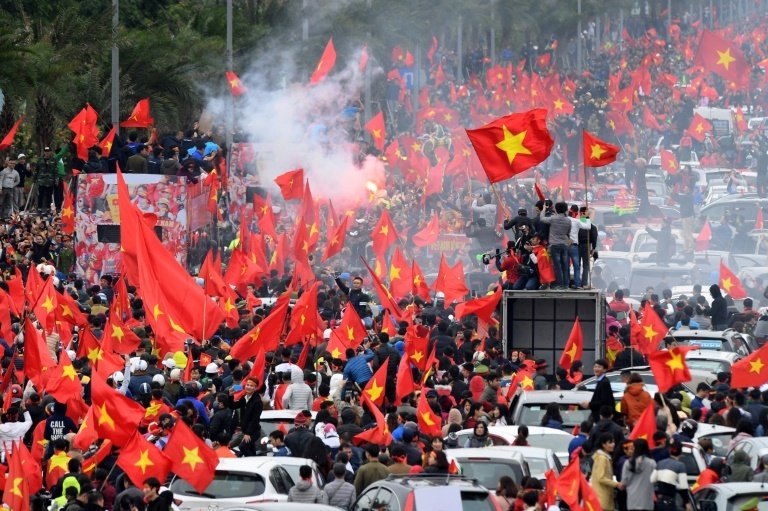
[223,298,236,313]
[366,379,384,402]
[590,144,607,160]
[750,358,765,374]
[87,347,103,365]
[135,449,155,474]
[389,265,401,281]
[721,277,733,293]
[716,48,736,69]
[42,296,55,313]
[346,326,355,341]
[695,123,704,134]
[413,275,422,286]
[10,477,23,497]
[182,446,204,471]
[495,125,532,165]
[379,224,389,236]
[62,207,73,219]
[420,411,436,426]
[60,304,74,318]
[643,324,658,341]
[372,129,382,139]
[111,324,124,341]
[553,99,564,110]
[521,375,534,389]
[152,304,164,320]
[411,350,424,363]
[145,401,163,418]
[62,364,78,381]
[565,342,578,361]
[168,316,186,333]
[331,347,341,359]
[97,403,115,430]
[665,350,685,371]
[249,327,262,343]
[229,78,239,88]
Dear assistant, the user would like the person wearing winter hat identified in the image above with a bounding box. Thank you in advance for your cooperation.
[285,411,314,457]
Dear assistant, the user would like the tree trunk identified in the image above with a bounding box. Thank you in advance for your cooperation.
[35,92,55,150]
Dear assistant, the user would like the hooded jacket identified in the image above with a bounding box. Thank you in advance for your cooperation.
[620,382,652,427]
[730,450,754,482]
[282,370,313,411]
[288,479,328,504]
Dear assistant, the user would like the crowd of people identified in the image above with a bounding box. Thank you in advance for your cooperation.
[1,3,768,511]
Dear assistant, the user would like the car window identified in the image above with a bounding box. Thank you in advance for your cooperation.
[728,495,768,511]
[518,404,591,428]
[679,453,701,476]
[353,487,381,511]
[458,461,524,489]
[527,435,573,455]
[685,359,728,374]
[458,490,497,511]
[702,433,732,457]
[371,487,398,511]
[269,467,290,494]
[170,471,266,498]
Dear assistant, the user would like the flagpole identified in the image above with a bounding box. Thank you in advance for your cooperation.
[584,158,592,290]
[490,182,511,219]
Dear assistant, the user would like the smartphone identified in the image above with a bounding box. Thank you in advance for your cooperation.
[233,384,242,391]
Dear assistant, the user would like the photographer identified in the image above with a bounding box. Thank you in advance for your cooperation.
[465,218,502,269]
[494,241,521,290]
[503,208,534,239]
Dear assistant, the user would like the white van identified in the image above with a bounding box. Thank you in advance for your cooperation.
[694,106,734,137]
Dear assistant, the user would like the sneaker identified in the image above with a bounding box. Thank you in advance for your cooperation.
[539,284,550,290]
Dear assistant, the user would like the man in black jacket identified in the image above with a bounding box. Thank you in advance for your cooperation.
[332,273,372,319]
[228,376,263,456]
[584,358,615,422]
[578,207,599,288]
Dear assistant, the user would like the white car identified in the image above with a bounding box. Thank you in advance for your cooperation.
[451,425,574,465]
[694,424,736,458]
[695,482,768,510]
[171,457,319,508]
[685,349,741,375]
[499,445,563,480]
[445,447,530,489]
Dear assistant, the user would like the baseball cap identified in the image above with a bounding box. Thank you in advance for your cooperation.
[205,362,219,374]
[162,359,176,369]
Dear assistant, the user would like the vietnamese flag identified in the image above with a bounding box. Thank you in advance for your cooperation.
[17,442,42,494]
[432,255,469,304]
[731,342,768,388]
[274,168,304,201]
[60,185,75,234]
[455,285,502,324]
[687,113,713,142]
[579,471,603,511]
[636,302,668,356]
[660,149,679,174]
[405,325,430,372]
[411,259,431,301]
[0,116,24,151]
[719,260,747,299]
[56,287,88,328]
[45,351,83,404]
[606,109,634,137]
[395,354,416,403]
[32,277,58,333]
[629,404,658,447]
[310,37,336,85]
[695,220,712,251]
[583,130,620,168]
[371,209,399,257]
[331,304,367,352]
[735,107,748,133]
[365,111,386,151]
[534,182,546,201]
[233,347,268,401]
[412,213,440,247]
[284,281,321,347]
[225,70,247,96]
[99,126,116,156]
[642,104,665,131]
[321,215,348,262]
[4,444,29,511]
[388,247,412,299]
[648,346,695,393]
[363,358,388,407]
[120,98,154,128]
[353,394,392,446]
[231,295,289,359]
[103,305,142,354]
[164,419,218,494]
[362,257,404,320]
[117,431,173,486]
[695,30,749,84]
[558,317,584,371]
[23,321,56,388]
[466,108,554,184]
[90,372,146,447]
[554,458,581,510]
[416,391,443,437]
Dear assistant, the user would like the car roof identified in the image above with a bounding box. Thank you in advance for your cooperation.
[260,410,318,419]
[685,349,741,362]
[704,482,768,497]
[374,474,490,492]
[215,457,314,471]
[516,390,594,402]
[455,426,573,442]
[447,447,528,462]
[694,424,736,438]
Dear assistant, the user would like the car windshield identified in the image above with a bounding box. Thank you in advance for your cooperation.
[458,491,498,511]
[702,433,732,457]
[518,405,592,428]
[728,495,768,511]
[457,461,524,489]
[524,457,548,477]
[686,359,729,373]
[170,471,266,498]
[527,435,573,454]
[675,339,725,351]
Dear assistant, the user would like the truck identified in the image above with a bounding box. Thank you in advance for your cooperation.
[501,289,606,369]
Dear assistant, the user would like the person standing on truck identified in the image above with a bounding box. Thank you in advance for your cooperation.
[671,184,695,257]
[644,218,674,264]
[541,202,572,289]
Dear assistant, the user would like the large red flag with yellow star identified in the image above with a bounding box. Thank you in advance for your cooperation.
[405,325,430,372]
[365,111,386,151]
[231,295,289,359]
[388,247,412,299]
[558,317,583,371]
[731,341,768,388]
[687,113,713,142]
[635,302,667,356]
[164,418,218,494]
[353,394,392,446]
[371,209,399,257]
[628,404,658,447]
[4,444,29,511]
[117,431,173,486]
[99,126,116,156]
[44,351,83,403]
[60,185,75,234]
[322,215,349,262]
[120,98,154,128]
[465,108,554,183]
[91,371,146,447]
[454,284,502,324]
[719,260,747,299]
[102,303,142,354]
[416,390,443,437]
[310,37,336,85]
[225,70,247,96]
[363,357,388,407]
[274,168,304,201]
[648,346,694,393]
[695,30,749,85]
[583,130,620,168]
[554,457,580,511]
[23,321,55,388]
[396,353,416,403]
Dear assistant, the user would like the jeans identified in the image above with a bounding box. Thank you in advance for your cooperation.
[549,244,569,288]
[579,244,592,287]
[568,244,581,288]
[514,275,539,290]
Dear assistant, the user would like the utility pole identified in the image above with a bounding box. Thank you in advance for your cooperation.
[576,0,582,72]
[111,0,119,127]
[457,15,463,84]
[226,0,233,153]
[490,0,496,65]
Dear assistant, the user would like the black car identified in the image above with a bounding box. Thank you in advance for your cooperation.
[352,474,501,511]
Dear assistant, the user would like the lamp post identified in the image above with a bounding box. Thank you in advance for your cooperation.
[111,0,119,127]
